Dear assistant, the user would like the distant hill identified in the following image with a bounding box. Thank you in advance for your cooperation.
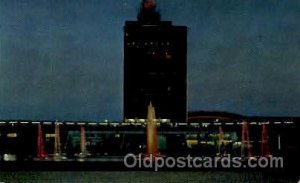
[188,111,300,122]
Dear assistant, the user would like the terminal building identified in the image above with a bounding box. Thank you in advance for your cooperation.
[123,0,187,122]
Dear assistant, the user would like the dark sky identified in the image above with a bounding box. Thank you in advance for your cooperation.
[0,0,299,121]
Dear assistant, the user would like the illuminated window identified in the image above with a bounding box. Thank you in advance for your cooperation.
[165,52,172,59]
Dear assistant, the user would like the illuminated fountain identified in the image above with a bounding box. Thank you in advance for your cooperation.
[218,125,225,155]
[241,121,252,157]
[146,102,158,156]
[260,124,270,157]
[37,123,46,160]
[53,123,63,160]
[78,125,87,159]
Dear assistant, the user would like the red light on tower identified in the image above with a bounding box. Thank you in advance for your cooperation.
[143,0,156,10]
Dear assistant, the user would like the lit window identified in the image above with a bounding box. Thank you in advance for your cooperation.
[165,52,172,59]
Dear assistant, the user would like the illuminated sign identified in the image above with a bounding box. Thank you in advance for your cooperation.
[46,134,56,138]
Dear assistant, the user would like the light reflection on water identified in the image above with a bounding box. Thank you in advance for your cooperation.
[0,171,296,183]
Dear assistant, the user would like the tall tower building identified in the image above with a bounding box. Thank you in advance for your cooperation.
[124,0,187,122]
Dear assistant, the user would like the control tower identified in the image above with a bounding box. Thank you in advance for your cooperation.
[124,0,187,122]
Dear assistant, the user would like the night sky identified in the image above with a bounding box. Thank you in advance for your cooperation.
[0,0,299,121]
